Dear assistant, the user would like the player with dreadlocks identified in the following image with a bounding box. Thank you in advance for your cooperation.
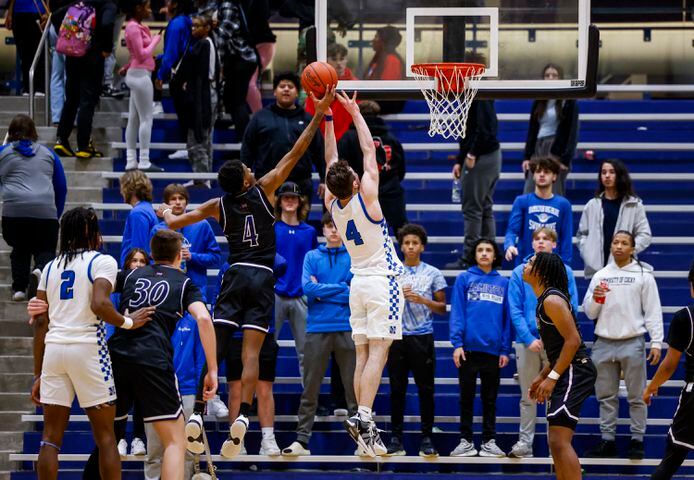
[522,252,596,480]
[30,207,154,480]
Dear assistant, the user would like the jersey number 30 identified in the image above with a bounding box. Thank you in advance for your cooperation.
[243,215,259,247]
[345,220,364,246]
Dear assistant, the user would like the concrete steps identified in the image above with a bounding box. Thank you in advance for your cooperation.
[0,338,32,356]
[0,356,33,373]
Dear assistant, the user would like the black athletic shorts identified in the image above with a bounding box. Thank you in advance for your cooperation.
[669,382,694,449]
[226,335,279,382]
[111,354,182,423]
[214,264,274,332]
[546,357,597,430]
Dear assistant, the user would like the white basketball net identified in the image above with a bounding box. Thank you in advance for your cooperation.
[411,64,485,140]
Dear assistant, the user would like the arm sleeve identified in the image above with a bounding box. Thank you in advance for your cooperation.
[91,255,119,290]
[566,266,580,314]
[128,211,156,254]
[508,270,536,346]
[504,197,525,251]
[449,275,467,348]
[576,203,590,254]
[582,274,602,320]
[667,309,692,352]
[190,224,223,268]
[558,200,573,263]
[432,269,448,294]
[632,202,653,254]
[51,151,67,217]
[457,103,479,162]
[641,273,664,347]
[524,103,539,160]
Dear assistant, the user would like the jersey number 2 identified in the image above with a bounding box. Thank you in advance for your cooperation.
[60,271,75,300]
[243,215,259,247]
[345,220,364,246]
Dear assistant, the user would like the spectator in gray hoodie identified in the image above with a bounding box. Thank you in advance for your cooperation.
[0,115,67,301]
[576,159,651,279]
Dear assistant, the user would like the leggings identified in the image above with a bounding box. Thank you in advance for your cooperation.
[124,68,154,162]
[651,437,691,480]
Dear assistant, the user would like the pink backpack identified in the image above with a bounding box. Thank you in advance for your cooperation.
[56,2,96,57]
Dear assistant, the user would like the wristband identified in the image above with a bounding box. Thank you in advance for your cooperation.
[121,317,134,329]
[325,115,333,122]
[547,369,561,381]
[162,208,172,217]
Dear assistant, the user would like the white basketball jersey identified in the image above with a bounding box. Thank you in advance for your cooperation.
[330,193,404,276]
[38,251,119,344]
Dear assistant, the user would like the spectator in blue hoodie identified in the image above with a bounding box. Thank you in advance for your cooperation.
[148,183,223,302]
[119,170,158,267]
[504,157,573,266]
[450,238,511,458]
[282,213,356,456]
[507,227,578,459]
[274,181,318,378]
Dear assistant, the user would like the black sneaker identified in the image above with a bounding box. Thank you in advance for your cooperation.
[386,436,405,456]
[628,439,644,460]
[584,440,617,458]
[444,256,470,270]
[27,268,41,300]
[419,436,438,458]
[315,405,331,417]
[54,139,75,157]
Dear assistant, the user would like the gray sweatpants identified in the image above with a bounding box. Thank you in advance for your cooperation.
[296,331,357,444]
[592,336,648,441]
[515,343,548,445]
[462,148,502,258]
[274,294,308,378]
[144,394,195,480]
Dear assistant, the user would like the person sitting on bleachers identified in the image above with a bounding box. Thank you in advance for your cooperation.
[449,238,510,458]
[119,170,158,267]
[504,157,573,266]
[507,227,578,458]
[583,230,663,460]
[386,224,447,458]
[282,212,356,456]
[576,158,652,279]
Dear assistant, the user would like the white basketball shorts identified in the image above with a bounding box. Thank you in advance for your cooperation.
[349,274,404,342]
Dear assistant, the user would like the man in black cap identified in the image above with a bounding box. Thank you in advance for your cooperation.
[274,181,318,377]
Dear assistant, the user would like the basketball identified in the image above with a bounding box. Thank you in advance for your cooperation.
[301,61,338,98]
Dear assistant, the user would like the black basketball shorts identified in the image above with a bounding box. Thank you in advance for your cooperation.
[546,357,597,430]
[214,264,274,332]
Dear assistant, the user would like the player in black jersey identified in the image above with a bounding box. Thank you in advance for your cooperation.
[156,87,335,457]
[644,261,694,480]
[523,252,597,480]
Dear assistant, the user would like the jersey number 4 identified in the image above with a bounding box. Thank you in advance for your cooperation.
[60,271,76,300]
[345,220,364,246]
[243,215,259,247]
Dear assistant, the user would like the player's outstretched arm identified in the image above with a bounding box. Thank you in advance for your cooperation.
[91,278,155,329]
[323,107,337,209]
[157,197,221,230]
[259,87,336,202]
[188,301,218,401]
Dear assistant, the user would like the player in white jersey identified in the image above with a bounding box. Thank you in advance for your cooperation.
[30,207,154,480]
[324,92,405,456]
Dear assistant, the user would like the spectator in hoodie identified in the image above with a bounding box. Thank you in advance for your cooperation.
[507,227,579,459]
[449,238,511,458]
[281,212,356,456]
[504,157,573,266]
[576,159,652,279]
[583,230,663,460]
[522,64,579,196]
[386,224,446,458]
[241,71,326,204]
[338,100,407,235]
[0,115,66,301]
[119,170,158,267]
[447,94,501,269]
[274,181,318,377]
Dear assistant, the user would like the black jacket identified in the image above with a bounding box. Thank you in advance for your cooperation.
[337,116,406,197]
[524,100,579,166]
[240,104,325,183]
[456,100,500,162]
[182,38,218,143]
[51,0,117,54]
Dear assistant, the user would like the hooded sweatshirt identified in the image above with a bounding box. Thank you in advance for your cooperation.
[450,266,511,356]
[583,260,663,348]
[302,244,353,333]
[0,141,66,219]
[275,221,318,297]
[120,201,158,267]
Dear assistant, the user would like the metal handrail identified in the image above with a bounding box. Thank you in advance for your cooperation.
[28,14,51,126]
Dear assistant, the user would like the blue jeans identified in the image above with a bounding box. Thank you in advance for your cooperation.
[48,25,65,124]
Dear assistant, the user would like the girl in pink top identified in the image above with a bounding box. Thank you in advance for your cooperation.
[121,0,162,171]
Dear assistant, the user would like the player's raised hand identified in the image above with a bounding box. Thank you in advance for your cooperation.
[335,90,360,116]
[202,370,218,401]
[125,306,156,329]
[311,85,336,114]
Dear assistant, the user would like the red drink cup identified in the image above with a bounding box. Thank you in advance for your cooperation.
[595,280,608,304]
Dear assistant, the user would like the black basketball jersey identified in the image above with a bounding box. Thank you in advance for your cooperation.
[219,186,276,269]
[536,287,589,365]
[668,305,694,382]
[108,264,203,371]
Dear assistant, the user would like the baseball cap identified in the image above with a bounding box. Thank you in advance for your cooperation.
[277,181,301,197]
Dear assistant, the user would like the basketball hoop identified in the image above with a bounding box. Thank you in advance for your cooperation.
[411,63,486,140]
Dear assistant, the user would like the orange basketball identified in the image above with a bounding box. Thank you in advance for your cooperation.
[301,61,338,98]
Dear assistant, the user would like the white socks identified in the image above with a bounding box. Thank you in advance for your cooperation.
[261,427,275,440]
[126,149,137,170]
[357,405,373,421]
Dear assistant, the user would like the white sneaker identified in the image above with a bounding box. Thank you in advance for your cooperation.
[117,439,128,457]
[207,395,229,419]
[221,414,248,458]
[508,440,533,458]
[450,439,477,457]
[239,440,247,455]
[169,149,188,160]
[152,102,164,115]
[12,291,26,302]
[366,422,387,456]
[185,413,205,454]
[259,437,281,456]
[479,439,506,457]
[130,437,146,455]
[282,441,310,456]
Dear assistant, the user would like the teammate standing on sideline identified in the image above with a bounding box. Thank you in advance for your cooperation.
[523,252,597,480]
[30,207,154,480]
[323,91,405,457]
[156,87,335,458]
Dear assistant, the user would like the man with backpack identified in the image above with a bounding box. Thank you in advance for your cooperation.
[52,0,118,159]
